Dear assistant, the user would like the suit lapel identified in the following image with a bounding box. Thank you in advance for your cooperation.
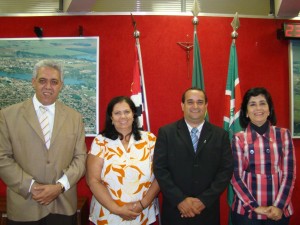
[51,101,67,146]
[196,121,212,154]
[177,119,195,155]
[22,99,45,142]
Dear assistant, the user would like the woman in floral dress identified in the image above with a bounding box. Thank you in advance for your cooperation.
[87,96,160,225]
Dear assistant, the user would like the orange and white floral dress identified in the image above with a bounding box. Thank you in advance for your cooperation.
[89,131,159,225]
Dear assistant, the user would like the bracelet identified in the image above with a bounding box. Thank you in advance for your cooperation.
[139,200,145,209]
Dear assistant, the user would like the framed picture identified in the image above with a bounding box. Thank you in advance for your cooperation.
[0,37,99,136]
[289,40,300,138]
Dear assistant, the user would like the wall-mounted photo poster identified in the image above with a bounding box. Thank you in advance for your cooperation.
[0,37,99,136]
[290,40,300,138]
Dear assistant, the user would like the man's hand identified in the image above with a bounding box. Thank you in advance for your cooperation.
[177,197,205,218]
[30,182,43,196]
[32,183,62,205]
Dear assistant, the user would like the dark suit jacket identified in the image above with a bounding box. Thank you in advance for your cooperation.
[0,99,87,221]
[153,119,233,225]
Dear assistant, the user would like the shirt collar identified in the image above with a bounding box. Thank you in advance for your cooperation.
[185,120,205,133]
[32,94,55,114]
[245,122,273,143]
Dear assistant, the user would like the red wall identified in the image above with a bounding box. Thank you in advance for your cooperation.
[0,15,299,225]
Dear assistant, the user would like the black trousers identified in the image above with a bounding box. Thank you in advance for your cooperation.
[7,213,77,225]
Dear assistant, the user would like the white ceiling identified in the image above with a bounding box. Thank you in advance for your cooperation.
[0,0,299,19]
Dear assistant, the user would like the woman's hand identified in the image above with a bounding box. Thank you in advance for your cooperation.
[265,206,283,221]
[115,203,140,221]
[254,206,269,216]
[254,206,283,221]
[129,201,144,214]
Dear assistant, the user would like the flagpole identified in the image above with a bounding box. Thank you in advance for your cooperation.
[134,34,151,131]
[191,0,201,89]
[191,0,209,120]
[231,12,240,45]
[131,16,161,225]
[131,14,151,131]
[225,12,241,225]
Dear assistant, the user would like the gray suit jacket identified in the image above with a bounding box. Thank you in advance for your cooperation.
[153,119,233,225]
[0,99,87,221]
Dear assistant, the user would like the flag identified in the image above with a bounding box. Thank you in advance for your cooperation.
[130,14,151,131]
[192,31,205,90]
[192,30,209,120]
[223,41,242,225]
[131,46,146,130]
[223,42,242,138]
[130,17,159,224]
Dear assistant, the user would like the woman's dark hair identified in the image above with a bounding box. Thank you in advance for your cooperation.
[239,87,277,128]
[101,96,141,141]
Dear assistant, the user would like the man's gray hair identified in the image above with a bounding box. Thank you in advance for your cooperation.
[32,59,64,80]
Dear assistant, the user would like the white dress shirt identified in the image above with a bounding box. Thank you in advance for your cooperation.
[29,94,70,192]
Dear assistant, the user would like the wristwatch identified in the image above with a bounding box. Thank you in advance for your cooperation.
[59,183,65,193]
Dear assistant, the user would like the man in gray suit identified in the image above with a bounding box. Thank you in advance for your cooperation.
[0,59,87,225]
[153,87,233,225]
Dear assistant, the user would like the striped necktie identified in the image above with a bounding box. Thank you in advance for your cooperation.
[39,106,50,149]
[191,128,199,152]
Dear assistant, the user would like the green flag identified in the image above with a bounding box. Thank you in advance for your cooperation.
[192,31,205,89]
[192,31,209,120]
[223,41,243,225]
